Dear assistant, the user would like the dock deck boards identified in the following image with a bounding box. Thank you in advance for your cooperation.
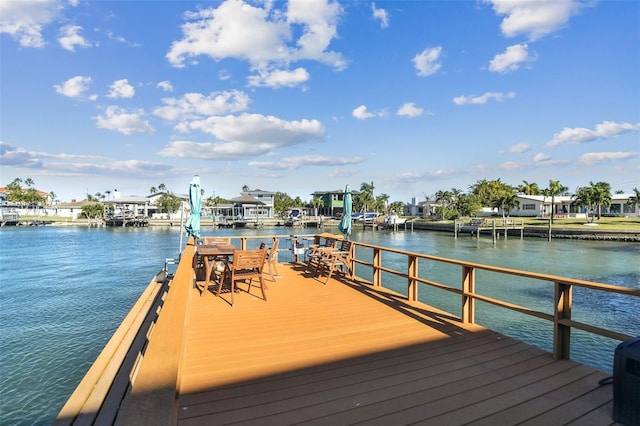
[175,261,616,425]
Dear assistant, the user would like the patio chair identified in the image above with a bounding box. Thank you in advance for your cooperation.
[228,248,268,306]
[262,238,281,281]
[306,237,338,276]
[317,240,354,284]
[202,236,231,245]
[199,236,232,283]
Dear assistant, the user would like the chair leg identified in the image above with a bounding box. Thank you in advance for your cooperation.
[259,276,267,301]
[324,262,336,284]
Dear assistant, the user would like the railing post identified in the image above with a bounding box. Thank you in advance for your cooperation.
[372,247,382,287]
[462,265,475,324]
[408,255,418,302]
[554,281,572,359]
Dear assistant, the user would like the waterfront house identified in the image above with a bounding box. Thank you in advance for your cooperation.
[45,200,96,220]
[512,194,639,218]
[310,188,360,218]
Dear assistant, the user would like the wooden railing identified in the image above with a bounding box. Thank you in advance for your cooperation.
[347,240,639,360]
[55,232,638,425]
[54,270,171,425]
[221,233,638,359]
[218,233,638,359]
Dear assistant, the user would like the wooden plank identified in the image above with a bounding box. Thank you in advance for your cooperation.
[170,262,611,426]
[95,257,616,426]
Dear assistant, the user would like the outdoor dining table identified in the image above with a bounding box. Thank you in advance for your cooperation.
[194,243,237,296]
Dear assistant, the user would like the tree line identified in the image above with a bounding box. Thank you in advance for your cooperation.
[428,179,639,224]
[4,177,638,223]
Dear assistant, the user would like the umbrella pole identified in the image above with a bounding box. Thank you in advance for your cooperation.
[179,206,185,254]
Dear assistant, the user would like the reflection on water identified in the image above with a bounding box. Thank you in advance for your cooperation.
[0,226,638,425]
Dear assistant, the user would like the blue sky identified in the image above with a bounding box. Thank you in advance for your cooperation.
[1,0,639,203]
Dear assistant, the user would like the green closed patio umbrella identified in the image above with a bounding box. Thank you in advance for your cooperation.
[184,175,202,240]
[338,185,352,239]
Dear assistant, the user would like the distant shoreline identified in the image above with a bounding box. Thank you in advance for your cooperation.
[6,217,640,242]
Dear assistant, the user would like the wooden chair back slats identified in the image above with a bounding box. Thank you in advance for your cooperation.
[266,238,280,281]
[203,237,231,245]
[227,248,268,305]
[319,240,354,284]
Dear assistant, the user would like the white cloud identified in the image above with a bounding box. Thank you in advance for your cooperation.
[249,155,364,170]
[578,151,638,166]
[186,113,325,145]
[397,102,424,118]
[412,46,442,77]
[94,106,155,135]
[453,91,516,105]
[158,113,325,160]
[157,81,173,92]
[533,152,551,162]
[352,105,385,120]
[547,121,640,147]
[58,24,90,51]
[166,0,346,83]
[54,75,94,99]
[372,3,389,29]
[247,67,310,88]
[153,90,250,121]
[158,140,270,160]
[107,79,135,99]
[0,142,43,168]
[484,0,586,41]
[0,141,170,177]
[489,43,536,74]
[0,0,61,48]
[287,0,345,67]
[504,142,530,153]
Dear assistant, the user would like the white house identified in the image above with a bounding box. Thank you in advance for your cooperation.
[512,194,639,218]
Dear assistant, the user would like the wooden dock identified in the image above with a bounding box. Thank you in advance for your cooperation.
[105,217,149,227]
[455,218,525,242]
[55,234,637,425]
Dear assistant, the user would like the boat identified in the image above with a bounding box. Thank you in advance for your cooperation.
[0,206,20,226]
[353,212,381,223]
[55,232,639,425]
[382,213,408,227]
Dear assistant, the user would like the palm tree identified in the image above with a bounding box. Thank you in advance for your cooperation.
[150,186,157,194]
[357,182,375,213]
[591,181,611,220]
[518,180,540,195]
[469,179,492,206]
[492,190,520,221]
[627,187,640,214]
[105,190,111,201]
[434,189,452,221]
[546,180,568,224]
[375,193,390,213]
[573,186,597,223]
[310,196,324,217]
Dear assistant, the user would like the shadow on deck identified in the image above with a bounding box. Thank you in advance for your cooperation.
[174,262,615,425]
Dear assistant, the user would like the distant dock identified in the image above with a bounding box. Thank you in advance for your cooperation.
[105,217,149,227]
[455,218,525,242]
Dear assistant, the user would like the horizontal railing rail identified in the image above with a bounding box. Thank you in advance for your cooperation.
[54,271,171,425]
[348,240,639,360]
[209,233,638,358]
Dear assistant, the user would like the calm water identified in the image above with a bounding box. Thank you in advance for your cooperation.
[0,226,638,425]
